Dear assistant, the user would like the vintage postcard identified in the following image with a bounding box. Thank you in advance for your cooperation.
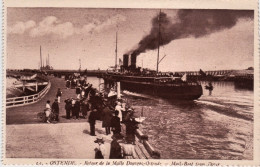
[1,0,259,166]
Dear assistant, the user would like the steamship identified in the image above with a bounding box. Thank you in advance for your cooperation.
[103,53,203,100]
[102,11,203,100]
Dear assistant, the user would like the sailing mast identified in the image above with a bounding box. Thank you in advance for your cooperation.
[156,10,161,74]
[40,46,42,70]
[48,54,50,66]
[115,31,118,70]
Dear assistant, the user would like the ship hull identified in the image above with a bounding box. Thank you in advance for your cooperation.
[103,74,203,100]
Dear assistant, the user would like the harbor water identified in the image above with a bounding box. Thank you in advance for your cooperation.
[89,77,254,160]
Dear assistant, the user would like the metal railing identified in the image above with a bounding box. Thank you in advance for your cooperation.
[6,81,51,108]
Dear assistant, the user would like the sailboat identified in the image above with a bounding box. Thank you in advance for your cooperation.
[102,11,203,100]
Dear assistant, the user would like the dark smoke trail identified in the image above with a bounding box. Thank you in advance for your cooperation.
[130,9,253,56]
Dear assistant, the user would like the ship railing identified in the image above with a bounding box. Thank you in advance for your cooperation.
[155,80,201,86]
[6,81,51,108]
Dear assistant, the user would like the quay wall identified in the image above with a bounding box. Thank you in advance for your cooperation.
[135,129,160,159]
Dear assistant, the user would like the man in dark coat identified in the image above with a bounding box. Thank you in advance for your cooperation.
[125,117,139,145]
[71,98,76,119]
[110,110,121,135]
[76,86,81,99]
[81,100,89,119]
[102,106,112,135]
[64,99,71,119]
[66,80,70,89]
[109,134,123,159]
[74,100,80,120]
[52,99,59,121]
[88,109,98,136]
[85,84,92,97]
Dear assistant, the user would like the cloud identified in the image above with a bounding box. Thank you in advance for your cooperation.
[29,16,74,38]
[95,14,126,32]
[8,14,126,38]
[8,20,36,34]
[77,14,126,34]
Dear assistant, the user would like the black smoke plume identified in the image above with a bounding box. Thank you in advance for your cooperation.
[130,9,253,56]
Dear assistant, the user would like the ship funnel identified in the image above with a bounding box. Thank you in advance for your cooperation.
[123,54,129,67]
[130,53,137,68]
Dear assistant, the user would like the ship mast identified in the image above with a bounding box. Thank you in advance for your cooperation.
[79,58,81,72]
[115,31,118,70]
[156,10,161,74]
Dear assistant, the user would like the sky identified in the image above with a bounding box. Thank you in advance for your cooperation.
[6,8,254,71]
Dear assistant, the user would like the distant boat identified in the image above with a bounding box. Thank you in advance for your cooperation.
[20,74,37,81]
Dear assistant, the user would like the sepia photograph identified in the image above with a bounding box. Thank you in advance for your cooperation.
[2,0,259,165]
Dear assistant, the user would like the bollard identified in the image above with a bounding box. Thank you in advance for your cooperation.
[135,129,148,141]
[143,140,160,159]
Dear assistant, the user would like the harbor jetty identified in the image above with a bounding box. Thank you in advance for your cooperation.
[6,75,160,159]
[7,67,254,82]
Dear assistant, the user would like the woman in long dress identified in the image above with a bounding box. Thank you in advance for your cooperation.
[121,139,137,159]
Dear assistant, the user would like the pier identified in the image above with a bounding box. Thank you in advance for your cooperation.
[7,69,105,77]
[7,68,254,79]
[6,76,159,159]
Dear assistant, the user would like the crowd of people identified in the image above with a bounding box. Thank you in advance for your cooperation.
[43,74,141,159]
[91,97,140,159]
[94,134,138,159]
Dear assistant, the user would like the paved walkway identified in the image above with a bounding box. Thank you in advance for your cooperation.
[6,122,112,158]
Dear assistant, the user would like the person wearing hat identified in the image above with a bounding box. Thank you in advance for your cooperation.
[115,102,123,122]
[52,98,59,121]
[124,108,134,122]
[81,88,85,98]
[110,110,121,135]
[109,134,123,159]
[94,137,105,159]
[88,109,98,136]
[76,86,81,99]
[45,100,51,123]
[102,106,113,135]
[81,100,89,119]
[66,80,70,89]
[121,102,127,122]
[71,98,76,119]
[64,98,72,119]
[74,100,80,120]
[56,88,62,103]
[125,116,139,145]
